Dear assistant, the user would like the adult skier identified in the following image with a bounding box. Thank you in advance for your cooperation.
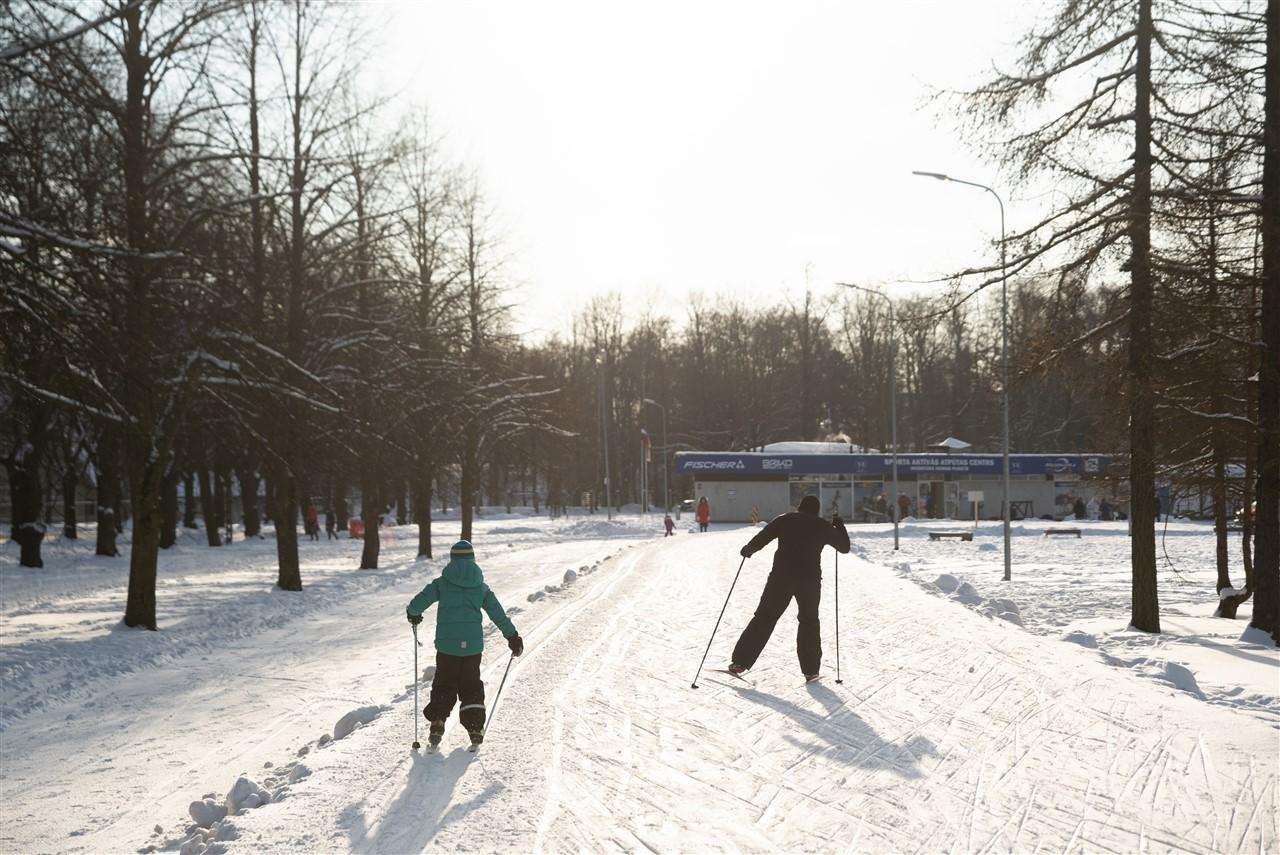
[727,495,850,681]
[406,540,523,750]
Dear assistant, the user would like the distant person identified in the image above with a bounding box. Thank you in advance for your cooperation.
[304,503,319,541]
[663,514,675,537]
[1087,496,1100,521]
[696,497,711,533]
[324,507,337,540]
[897,493,911,521]
[406,540,523,752]
[727,496,851,681]
[1099,498,1113,521]
[1153,493,1162,523]
[1073,497,1087,520]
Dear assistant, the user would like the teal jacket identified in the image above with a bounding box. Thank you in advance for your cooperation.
[406,557,517,656]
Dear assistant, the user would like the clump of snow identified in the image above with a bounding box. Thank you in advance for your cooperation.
[488,526,540,535]
[544,584,560,594]
[1061,630,1099,649]
[1240,625,1275,647]
[1162,662,1206,699]
[420,665,436,682]
[895,561,913,573]
[287,763,310,783]
[977,542,997,552]
[188,798,226,828]
[953,581,983,605]
[317,733,331,746]
[1218,586,1240,600]
[985,597,1023,625]
[211,819,238,841]
[933,574,960,594]
[563,569,577,584]
[333,705,384,741]
[527,591,546,602]
[225,776,271,815]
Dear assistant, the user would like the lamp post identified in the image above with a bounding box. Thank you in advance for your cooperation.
[598,354,612,520]
[642,397,669,511]
[912,170,1011,581]
[836,283,899,551]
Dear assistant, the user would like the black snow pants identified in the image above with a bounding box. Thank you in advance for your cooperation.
[424,651,486,733]
[731,570,822,675]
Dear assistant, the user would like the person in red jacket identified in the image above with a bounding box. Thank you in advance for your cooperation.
[695,497,711,532]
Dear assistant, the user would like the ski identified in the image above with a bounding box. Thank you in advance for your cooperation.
[708,668,755,686]
[466,743,481,754]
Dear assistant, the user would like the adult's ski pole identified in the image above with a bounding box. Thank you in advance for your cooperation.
[691,554,748,689]
[411,623,421,751]
[834,548,842,684]
[483,653,516,735]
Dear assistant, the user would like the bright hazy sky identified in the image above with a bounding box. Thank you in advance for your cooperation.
[369,0,1040,338]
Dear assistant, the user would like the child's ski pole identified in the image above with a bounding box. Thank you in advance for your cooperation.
[690,554,747,689]
[411,623,421,751]
[483,654,516,736]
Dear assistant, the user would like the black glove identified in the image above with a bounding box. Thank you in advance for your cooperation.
[407,612,423,625]
[740,545,753,558]
[508,634,524,656]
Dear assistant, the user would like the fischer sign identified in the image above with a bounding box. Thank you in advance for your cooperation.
[684,459,748,471]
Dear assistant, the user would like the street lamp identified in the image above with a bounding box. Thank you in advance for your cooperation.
[836,283,899,551]
[642,397,669,512]
[912,170,1011,581]
[598,354,612,520]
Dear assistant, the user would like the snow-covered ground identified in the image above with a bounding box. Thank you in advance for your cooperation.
[2,513,1276,853]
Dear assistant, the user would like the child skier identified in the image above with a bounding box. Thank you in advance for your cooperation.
[406,540,523,750]
[663,514,675,536]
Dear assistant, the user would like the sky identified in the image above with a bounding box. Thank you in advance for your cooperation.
[367,0,1040,338]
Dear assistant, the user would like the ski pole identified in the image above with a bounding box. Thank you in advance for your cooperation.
[411,623,421,751]
[834,549,842,684]
[691,554,747,689]
[483,653,516,735]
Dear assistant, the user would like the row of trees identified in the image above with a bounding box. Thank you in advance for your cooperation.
[3,0,1276,644]
[2,0,558,629]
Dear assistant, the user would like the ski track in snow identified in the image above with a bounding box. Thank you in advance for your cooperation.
[3,521,1278,853]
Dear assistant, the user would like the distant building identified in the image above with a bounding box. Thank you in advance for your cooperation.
[675,442,1116,523]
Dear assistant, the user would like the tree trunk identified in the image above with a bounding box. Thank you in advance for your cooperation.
[63,465,78,539]
[1128,0,1159,633]
[123,492,161,630]
[460,434,478,542]
[197,465,221,547]
[7,451,45,568]
[95,428,120,557]
[273,469,302,591]
[240,464,261,538]
[1250,0,1280,642]
[360,475,380,569]
[336,481,349,531]
[160,469,177,549]
[182,471,197,528]
[415,465,433,558]
[396,481,407,526]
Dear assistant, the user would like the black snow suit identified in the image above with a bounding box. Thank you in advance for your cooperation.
[731,509,851,676]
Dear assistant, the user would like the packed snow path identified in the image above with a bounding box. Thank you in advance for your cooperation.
[2,520,1276,853]
[232,529,1274,853]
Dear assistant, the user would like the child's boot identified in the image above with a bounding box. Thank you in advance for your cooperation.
[427,719,445,751]
[467,728,483,752]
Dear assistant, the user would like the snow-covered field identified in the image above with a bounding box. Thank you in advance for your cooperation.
[2,513,1276,853]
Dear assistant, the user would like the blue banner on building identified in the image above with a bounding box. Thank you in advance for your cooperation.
[675,452,1113,477]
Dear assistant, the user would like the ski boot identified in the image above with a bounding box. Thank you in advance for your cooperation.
[426,719,445,753]
[466,729,484,753]
[727,662,748,676]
